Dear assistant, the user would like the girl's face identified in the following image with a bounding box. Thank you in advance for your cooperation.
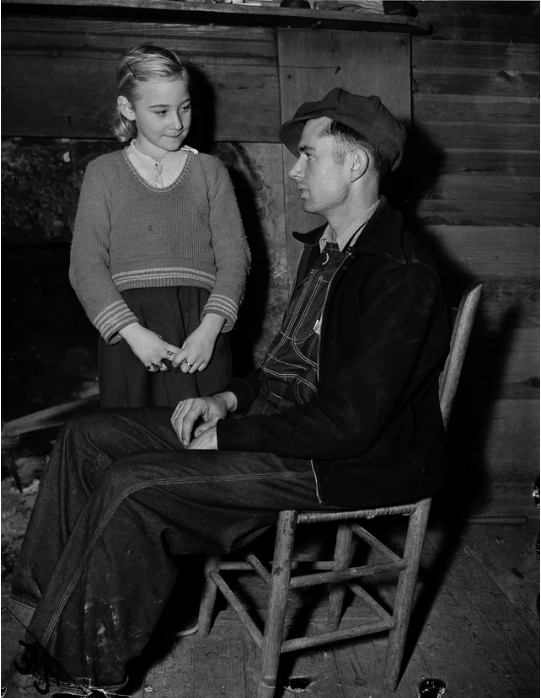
[119,78,191,162]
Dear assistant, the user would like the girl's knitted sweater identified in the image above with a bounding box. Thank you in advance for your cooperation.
[69,149,250,344]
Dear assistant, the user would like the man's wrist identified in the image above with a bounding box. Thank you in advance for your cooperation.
[214,391,238,414]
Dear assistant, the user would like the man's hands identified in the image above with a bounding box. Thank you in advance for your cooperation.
[171,392,237,449]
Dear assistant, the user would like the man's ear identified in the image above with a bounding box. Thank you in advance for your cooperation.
[350,148,369,181]
[117,95,136,121]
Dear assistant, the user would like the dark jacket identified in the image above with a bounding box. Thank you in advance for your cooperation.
[217,198,450,507]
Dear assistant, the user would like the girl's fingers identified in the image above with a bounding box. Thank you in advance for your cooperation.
[163,344,182,360]
[171,349,188,368]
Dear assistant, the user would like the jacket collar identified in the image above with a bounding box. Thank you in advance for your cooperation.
[292,197,408,265]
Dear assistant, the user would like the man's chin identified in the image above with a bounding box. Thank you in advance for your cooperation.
[301,203,322,217]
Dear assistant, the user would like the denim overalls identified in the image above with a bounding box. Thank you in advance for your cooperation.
[255,242,347,413]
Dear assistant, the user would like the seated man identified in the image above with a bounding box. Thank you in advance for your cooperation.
[6,88,449,697]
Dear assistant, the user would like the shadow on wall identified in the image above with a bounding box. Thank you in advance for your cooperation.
[390,123,523,521]
[185,63,274,375]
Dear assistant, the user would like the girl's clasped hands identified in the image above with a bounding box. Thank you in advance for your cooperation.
[119,312,226,374]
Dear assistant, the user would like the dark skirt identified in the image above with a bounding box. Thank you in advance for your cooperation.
[98,286,232,408]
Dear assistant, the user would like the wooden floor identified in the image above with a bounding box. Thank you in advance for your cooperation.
[145,521,539,698]
[2,522,539,698]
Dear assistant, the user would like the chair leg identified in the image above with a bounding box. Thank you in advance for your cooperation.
[256,510,298,698]
[383,498,432,691]
[198,555,220,637]
[327,522,354,631]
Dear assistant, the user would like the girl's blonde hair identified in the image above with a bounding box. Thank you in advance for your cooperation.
[111,44,191,143]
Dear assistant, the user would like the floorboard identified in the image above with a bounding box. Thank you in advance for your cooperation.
[2,523,538,697]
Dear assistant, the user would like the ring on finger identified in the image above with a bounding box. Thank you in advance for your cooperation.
[181,359,193,368]
[166,350,175,357]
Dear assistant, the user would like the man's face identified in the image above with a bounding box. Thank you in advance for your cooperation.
[288,117,351,218]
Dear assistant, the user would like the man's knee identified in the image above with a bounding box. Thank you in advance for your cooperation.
[60,409,143,460]
[61,410,113,446]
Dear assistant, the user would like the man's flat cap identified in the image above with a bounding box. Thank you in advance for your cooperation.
[279,88,407,172]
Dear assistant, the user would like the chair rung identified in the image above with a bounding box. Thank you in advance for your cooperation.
[245,553,271,584]
[280,617,396,653]
[218,559,336,573]
[347,582,392,621]
[350,522,404,565]
[216,561,257,571]
[289,559,407,589]
[210,571,263,649]
[297,505,416,524]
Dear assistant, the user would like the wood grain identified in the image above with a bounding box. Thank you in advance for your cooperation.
[278,28,411,283]
[416,200,539,227]
[416,123,539,152]
[414,70,539,99]
[423,529,539,696]
[426,149,540,178]
[412,1,539,44]
[414,94,539,126]
[420,226,539,279]
[2,16,278,57]
[423,175,539,204]
[413,39,540,72]
[1,51,280,141]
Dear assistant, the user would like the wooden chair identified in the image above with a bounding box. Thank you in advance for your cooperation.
[197,283,483,698]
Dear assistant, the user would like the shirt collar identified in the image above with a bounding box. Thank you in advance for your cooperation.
[319,199,380,253]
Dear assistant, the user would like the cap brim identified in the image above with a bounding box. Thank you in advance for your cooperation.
[278,118,309,157]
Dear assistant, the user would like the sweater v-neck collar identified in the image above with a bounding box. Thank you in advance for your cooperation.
[121,148,193,193]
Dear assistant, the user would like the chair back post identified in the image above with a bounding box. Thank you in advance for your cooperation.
[384,283,483,691]
[439,283,483,429]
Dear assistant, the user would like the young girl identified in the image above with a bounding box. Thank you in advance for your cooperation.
[70,44,250,408]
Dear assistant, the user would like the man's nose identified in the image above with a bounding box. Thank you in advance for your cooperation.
[288,158,303,180]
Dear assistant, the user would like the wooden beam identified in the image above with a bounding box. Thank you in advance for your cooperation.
[2,16,278,58]
[1,0,431,34]
[412,3,539,44]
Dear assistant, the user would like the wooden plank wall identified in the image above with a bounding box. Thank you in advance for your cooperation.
[1,18,281,142]
[1,1,539,518]
[277,28,411,280]
[410,1,539,518]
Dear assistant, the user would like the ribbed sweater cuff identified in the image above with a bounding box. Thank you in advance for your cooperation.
[203,294,239,332]
[94,300,139,345]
